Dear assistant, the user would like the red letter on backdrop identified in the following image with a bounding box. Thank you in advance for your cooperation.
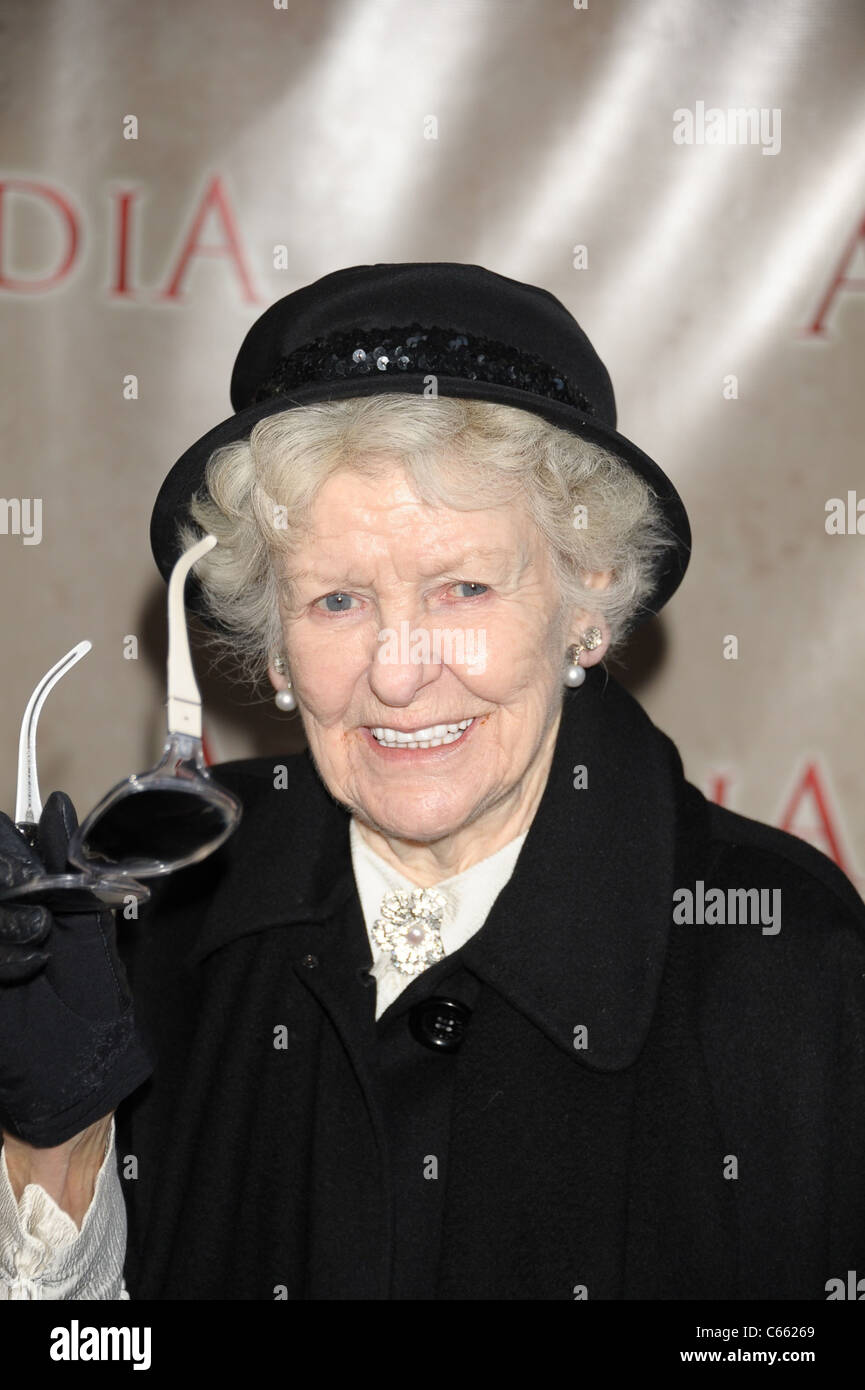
[804,210,865,337]
[159,174,259,303]
[706,774,731,806]
[0,179,79,292]
[777,761,850,873]
[109,187,140,298]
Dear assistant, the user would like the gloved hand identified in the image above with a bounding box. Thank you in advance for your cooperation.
[0,790,153,1148]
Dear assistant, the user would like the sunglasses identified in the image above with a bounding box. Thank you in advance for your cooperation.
[0,534,242,913]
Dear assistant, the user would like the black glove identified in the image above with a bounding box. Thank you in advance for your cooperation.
[0,790,153,1148]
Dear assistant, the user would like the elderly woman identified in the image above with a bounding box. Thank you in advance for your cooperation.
[1,262,864,1302]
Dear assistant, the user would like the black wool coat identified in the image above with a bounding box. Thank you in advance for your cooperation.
[115,667,865,1300]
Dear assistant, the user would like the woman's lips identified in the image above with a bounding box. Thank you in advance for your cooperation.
[360,715,482,759]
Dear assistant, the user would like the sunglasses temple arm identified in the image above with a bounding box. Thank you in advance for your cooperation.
[15,640,92,826]
[165,533,216,741]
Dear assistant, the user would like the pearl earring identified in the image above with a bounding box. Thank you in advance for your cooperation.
[564,644,586,688]
[273,654,297,713]
[564,627,603,689]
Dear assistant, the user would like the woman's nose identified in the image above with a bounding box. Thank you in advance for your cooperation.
[367,616,444,706]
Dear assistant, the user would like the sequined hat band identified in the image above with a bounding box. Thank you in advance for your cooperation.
[250,323,597,418]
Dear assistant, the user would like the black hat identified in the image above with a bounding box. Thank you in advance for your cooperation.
[150,262,690,623]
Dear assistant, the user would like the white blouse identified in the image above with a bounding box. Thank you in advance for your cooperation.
[0,820,527,1299]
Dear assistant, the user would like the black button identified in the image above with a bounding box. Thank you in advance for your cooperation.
[409,997,472,1052]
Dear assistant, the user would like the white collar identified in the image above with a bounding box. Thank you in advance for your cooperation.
[349,818,528,1019]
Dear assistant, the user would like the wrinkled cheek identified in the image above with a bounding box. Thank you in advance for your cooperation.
[295,682,343,723]
[310,724,367,794]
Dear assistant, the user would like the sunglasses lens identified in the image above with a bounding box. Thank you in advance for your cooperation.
[78,789,232,871]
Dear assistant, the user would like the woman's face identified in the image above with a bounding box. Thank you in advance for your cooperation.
[270,463,609,845]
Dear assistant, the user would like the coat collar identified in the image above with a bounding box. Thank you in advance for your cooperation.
[187,665,695,1071]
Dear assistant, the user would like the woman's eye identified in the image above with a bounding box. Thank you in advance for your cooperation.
[450,582,489,599]
[315,592,357,613]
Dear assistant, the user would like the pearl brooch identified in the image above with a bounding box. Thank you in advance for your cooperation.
[372,887,448,976]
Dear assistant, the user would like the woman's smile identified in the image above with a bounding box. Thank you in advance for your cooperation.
[359,713,484,756]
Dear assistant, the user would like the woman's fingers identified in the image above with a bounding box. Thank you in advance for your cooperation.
[0,903,51,945]
[0,942,51,982]
[0,814,42,888]
[0,904,52,981]
[37,791,79,875]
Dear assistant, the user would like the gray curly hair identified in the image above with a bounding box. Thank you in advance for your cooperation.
[176,393,675,691]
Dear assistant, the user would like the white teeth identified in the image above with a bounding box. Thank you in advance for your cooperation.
[370,717,474,748]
